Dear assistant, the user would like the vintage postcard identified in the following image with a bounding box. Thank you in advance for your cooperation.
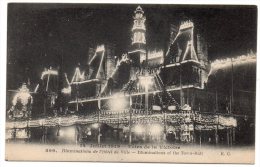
[5,3,257,163]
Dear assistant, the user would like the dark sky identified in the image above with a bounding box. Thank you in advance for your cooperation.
[7,3,257,90]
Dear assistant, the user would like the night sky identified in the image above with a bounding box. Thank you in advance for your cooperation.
[7,3,257,90]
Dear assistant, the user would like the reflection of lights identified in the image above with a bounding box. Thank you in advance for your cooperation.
[109,94,127,111]
[150,124,163,136]
[133,125,145,135]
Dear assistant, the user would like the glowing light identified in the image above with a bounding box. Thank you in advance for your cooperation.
[209,54,256,76]
[168,105,177,111]
[139,75,153,88]
[88,52,97,65]
[96,44,105,52]
[71,67,85,83]
[6,130,13,139]
[150,124,163,136]
[218,116,237,127]
[34,84,39,93]
[61,86,71,94]
[62,73,71,94]
[15,129,28,139]
[140,50,163,62]
[59,129,64,136]
[40,68,58,79]
[120,54,130,64]
[91,123,99,129]
[181,41,198,62]
[39,119,44,125]
[88,45,105,65]
[179,20,194,30]
[152,105,161,111]
[188,124,194,131]
[132,32,146,44]
[132,6,146,44]
[211,54,256,67]
[12,84,32,106]
[130,96,133,106]
[181,104,191,111]
[59,126,76,139]
[133,124,145,135]
[109,94,127,111]
[135,6,144,14]
[96,48,105,79]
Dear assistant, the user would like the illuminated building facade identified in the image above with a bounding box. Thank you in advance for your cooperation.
[5,5,256,146]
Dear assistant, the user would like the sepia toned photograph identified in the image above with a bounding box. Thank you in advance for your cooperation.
[5,3,257,163]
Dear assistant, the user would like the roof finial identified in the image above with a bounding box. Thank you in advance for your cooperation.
[135,5,144,14]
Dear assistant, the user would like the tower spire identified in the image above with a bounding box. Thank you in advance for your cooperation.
[132,6,146,45]
[128,6,147,72]
[128,6,147,80]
